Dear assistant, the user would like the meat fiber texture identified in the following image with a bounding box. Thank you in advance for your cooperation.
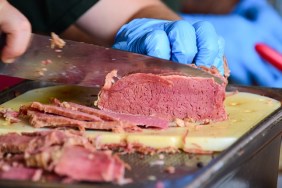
[18,98,168,132]
[97,70,228,123]
[0,130,129,184]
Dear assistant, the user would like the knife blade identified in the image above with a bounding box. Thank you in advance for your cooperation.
[0,33,222,87]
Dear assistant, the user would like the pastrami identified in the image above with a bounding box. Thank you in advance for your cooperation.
[97,71,227,122]
[54,146,125,182]
[0,166,42,181]
[0,108,21,123]
[0,130,128,183]
[52,99,169,129]
[26,110,142,133]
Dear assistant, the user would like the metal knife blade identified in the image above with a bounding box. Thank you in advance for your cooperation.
[0,34,222,87]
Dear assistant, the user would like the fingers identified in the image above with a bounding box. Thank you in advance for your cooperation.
[114,30,171,60]
[164,20,197,64]
[113,18,223,73]
[192,21,220,68]
[141,30,171,60]
[112,18,171,60]
[212,37,225,75]
[0,1,31,63]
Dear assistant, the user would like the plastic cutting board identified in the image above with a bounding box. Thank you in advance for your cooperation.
[0,85,280,153]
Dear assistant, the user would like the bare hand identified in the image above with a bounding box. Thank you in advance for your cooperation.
[0,0,31,63]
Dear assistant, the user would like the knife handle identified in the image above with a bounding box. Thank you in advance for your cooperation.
[255,43,282,72]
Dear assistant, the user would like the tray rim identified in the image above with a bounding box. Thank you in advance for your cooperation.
[0,80,281,188]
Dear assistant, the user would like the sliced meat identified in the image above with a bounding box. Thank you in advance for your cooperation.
[26,110,141,132]
[97,71,227,122]
[0,130,92,155]
[50,32,66,49]
[25,145,62,171]
[0,130,128,184]
[0,153,42,181]
[0,108,21,123]
[0,133,34,153]
[52,99,114,121]
[29,102,102,122]
[0,165,42,181]
[21,99,167,131]
[24,129,93,155]
[52,99,169,129]
[98,110,169,129]
[54,146,126,182]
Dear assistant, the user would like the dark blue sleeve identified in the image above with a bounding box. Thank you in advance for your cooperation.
[8,0,98,34]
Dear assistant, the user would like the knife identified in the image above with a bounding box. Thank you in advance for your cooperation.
[0,33,222,87]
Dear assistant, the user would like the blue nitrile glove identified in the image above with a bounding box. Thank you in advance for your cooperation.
[181,0,282,88]
[113,18,225,75]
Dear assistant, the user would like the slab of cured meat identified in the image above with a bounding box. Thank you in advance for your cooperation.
[97,70,228,123]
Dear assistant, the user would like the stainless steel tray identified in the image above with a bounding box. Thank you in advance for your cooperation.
[0,81,281,188]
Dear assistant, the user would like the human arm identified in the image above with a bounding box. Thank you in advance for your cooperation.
[0,0,31,63]
[61,0,224,73]
[62,0,180,46]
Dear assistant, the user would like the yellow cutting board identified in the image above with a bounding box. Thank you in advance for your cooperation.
[0,85,280,153]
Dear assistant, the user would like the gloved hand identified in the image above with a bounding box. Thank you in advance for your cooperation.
[181,0,282,88]
[113,18,225,75]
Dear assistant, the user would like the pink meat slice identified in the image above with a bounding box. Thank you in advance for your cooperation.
[0,133,34,153]
[54,146,125,182]
[0,130,92,159]
[23,130,93,155]
[29,102,102,121]
[0,108,21,123]
[97,72,227,122]
[52,99,169,129]
[26,110,141,132]
[0,130,128,184]
[0,166,42,181]
[100,110,169,129]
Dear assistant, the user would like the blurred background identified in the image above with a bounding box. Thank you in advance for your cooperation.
[270,0,282,15]
[163,0,282,15]
[163,0,282,88]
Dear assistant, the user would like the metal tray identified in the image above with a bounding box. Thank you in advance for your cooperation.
[0,81,281,188]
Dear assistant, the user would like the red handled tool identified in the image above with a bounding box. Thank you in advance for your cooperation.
[255,43,282,71]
